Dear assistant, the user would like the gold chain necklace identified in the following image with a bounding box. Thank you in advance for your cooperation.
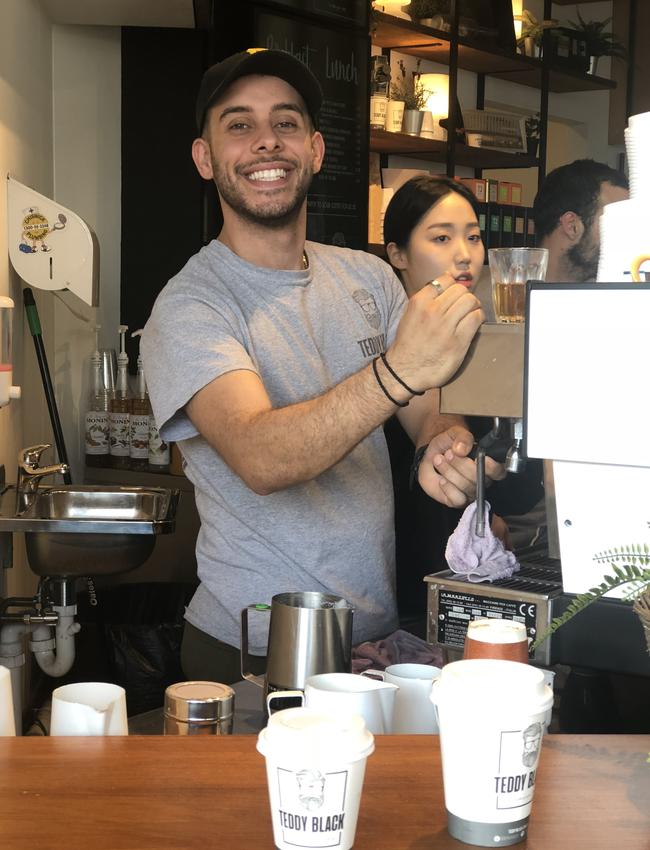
[302,250,309,270]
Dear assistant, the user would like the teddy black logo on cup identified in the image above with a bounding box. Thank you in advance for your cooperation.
[296,769,326,811]
[521,722,542,768]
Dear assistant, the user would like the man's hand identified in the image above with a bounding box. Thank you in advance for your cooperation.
[417,425,506,508]
[385,273,484,394]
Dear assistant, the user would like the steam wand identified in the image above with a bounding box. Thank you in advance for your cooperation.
[470,417,527,537]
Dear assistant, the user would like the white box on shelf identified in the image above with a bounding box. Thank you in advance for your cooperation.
[463,110,527,153]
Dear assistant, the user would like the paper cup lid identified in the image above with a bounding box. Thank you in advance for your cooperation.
[431,659,553,713]
[257,707,374,765]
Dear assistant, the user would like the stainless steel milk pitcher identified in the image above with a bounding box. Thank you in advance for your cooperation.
[241,591,354,696]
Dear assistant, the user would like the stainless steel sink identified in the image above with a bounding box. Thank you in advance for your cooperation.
[0,484,179,577]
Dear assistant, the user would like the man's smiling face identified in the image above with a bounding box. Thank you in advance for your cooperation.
[193,74,324,228]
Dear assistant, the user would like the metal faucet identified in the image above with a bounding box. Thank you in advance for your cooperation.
[17,444,69,496]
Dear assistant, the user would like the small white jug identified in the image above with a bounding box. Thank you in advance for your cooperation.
[267,672,398,735]
[50,682,128,736]
[362,663,441,734]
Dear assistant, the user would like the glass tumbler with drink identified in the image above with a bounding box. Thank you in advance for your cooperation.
[488,247,549,323]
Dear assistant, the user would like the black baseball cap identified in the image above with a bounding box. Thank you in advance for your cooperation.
[196,48,323,133]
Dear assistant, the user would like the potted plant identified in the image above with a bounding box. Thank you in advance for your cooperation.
[525,112,541,158]
[567,9,627,75]
[530,544,650,654]
[515,9,559,58]
[406,0,449,28]
[390,59,431,135]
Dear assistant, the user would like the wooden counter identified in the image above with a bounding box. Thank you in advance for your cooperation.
[0,735,648,849]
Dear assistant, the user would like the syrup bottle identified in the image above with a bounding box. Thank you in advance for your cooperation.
[85,325,111,467]
[109,324,131,469]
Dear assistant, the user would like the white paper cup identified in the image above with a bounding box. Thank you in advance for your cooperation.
[363,663,441,734]
[50,682,128,736]
[257,707,374,850]
[386,100,405,133]
[0,665,16,736]
[430,659,553,847]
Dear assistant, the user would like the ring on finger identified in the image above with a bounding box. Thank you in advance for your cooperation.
[428,279,444,297]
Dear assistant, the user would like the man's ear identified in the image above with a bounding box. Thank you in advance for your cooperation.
[311,131,325,175]
[386,241,408,270]
[558,210,584,242]
[192,137,214,181]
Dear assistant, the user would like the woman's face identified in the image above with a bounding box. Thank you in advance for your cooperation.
[387,191,484,298]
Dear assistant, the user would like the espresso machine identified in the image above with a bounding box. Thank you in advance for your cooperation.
[425,283,650,690]
[425,320,563,667]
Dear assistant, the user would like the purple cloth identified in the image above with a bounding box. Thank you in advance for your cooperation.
[351,628,443,673]
[445,500,520,583]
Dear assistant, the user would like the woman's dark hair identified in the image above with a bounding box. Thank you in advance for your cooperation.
[383,174,480,249]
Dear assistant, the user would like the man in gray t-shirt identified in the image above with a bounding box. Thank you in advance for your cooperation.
[142,48,494,683]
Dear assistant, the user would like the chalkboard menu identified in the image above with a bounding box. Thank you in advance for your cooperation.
[254,9,369,249]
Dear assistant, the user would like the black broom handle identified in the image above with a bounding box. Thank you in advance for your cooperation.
[22,288,72,484]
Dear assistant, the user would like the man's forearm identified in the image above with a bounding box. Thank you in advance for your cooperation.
[189,276,485,494]
[396,388,467,448]
[188,357,409,495]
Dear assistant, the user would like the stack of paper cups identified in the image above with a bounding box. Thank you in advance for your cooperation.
[597,198,649,282]
[595,110,650,283]
[625,112,650,199]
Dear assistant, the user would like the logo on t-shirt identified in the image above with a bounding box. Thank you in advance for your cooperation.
[352,289,381,331]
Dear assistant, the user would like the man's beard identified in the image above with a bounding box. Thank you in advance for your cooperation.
[566,233,599,282]
[212,156,313,230]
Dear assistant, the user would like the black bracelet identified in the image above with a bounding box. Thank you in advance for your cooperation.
[409,443,429,490]
[372,356,409,407]
[380,352,425,396]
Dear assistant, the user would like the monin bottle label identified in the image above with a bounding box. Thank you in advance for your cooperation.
[109,412,131,456]
[130,413,150,459]
[85,411,109,455]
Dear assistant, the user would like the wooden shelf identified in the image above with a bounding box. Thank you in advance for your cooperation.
[373,11,615,93]
[370,129,539,169]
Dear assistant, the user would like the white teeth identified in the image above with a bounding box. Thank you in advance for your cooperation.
[248,168,286,181]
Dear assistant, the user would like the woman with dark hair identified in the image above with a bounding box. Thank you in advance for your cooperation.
[384,175,484,297]
[381,176,542,624]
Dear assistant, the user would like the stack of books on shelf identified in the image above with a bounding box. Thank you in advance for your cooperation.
[458,178,535,256]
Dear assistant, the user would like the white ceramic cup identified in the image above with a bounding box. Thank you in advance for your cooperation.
[267,672,398,735]
[430,659,553,847]
[257,707,374,850]
[362,663,441,734]
[0,665,16,736]
[50,682,128,736]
